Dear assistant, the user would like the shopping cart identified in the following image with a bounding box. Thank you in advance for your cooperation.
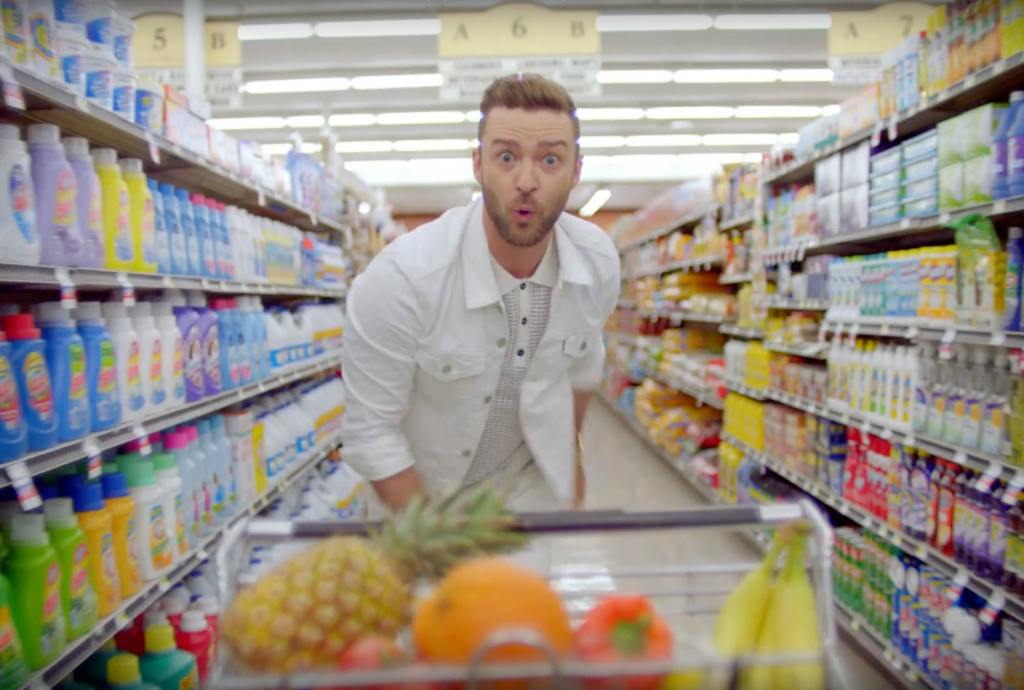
[207,500,851,689]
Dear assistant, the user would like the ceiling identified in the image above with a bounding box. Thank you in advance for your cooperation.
[124,2,913,214]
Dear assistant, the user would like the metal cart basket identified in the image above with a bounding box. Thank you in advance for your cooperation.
[207,499,851,690]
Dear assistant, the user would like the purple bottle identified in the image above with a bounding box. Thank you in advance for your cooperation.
[974,478,992,578]
[990,481,1009,584]
[166,291,203,403]
[27,124,82,266]
[62,137,104,268]
[187,291,221,397]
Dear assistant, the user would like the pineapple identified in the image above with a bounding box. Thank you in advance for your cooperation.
[221,486,527,673]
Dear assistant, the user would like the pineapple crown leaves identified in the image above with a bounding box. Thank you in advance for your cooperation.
[372,483,528,582]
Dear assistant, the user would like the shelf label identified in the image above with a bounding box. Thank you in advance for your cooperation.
[905,326,919,339]
[0,63,25,110]
[132,424,151,456]
[954,449,968,465]
[871,124,883,147]
[1003,472,1024,505]
[83,437,102,479]
[975,463,1003,494]
[54,268,77,309]
[899,218,911,230]
[979,588,1006,627]
[994,199,1008,214]
[74,94,88,112]
[946,568,970,602]
[5,462,39,511]
[964,73,978,88]
[115,272,135,306]
[833,323,844,344]
[145,132,161,164]
[257,188,266,207]
[939,328,957,360]
[309,213,318,227]
[887,115,898,140]
[939,211,952,224]
[992,331,1008,346]
[847,323,859,345]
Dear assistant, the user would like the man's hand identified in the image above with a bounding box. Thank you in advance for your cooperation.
[371,467,426,513]
[573,431,586,509]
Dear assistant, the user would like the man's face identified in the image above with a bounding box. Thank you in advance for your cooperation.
[473,107,582,248]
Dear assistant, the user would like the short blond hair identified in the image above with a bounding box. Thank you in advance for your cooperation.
[478,73,580,147]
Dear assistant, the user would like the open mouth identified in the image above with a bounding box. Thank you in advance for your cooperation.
[513,207,535,222]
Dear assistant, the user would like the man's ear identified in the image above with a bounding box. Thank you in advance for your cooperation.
[571,154,583,189]
[472,146,483,186]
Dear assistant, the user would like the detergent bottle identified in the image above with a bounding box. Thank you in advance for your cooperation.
[150,454,184,561]
[27,123,82,267]
[158,184,184,276]
[35,302,89,442]
[1011,91,1024,198]
[190,194,213,278]
[186,292,220,397]
[204,199,222,278]
[77,639,118,689]
[174,611,210,681]
[73,302,120,432]
[70,481,120,617]
[139,624,198,690]
[118,159,156,273]
[146,179,169,274]
[165,292,201,403]
[196,420,225,521]
[99,471,140,599]
[210,299,237,391]
[92,148,132,270]
[151,303,183,409]
[130,303,165,415]
[175,190,197,277]
[3,513,65,670]
[209,415,235,509]
[2,313,56,451]
[42,497,98,640]
[106,653,159,690]
[62,137,104,268]
[182,426,212,536]
[162,432,195,549]
[0,332,27,464]
[190,595,218,664]
[102,303,144,421]
[0,568,27,689]
[123,458,172,580]
[0,124,39,266]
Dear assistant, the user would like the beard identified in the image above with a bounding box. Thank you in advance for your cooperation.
[482,184,571,249]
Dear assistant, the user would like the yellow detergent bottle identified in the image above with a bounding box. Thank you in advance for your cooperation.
[119,159,157,273]
[70,481,121,617]
[92,148,133,271]
[100,471,142,599]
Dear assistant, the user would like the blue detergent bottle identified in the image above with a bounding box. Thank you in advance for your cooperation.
[232,299,250,386]
[190,194,213,279]
[995,91,1024,200]
[34,303,89,443]
[1009,92,1024,198]
[147,180,169,275]
[1,314,56,452]
[0,332,27,463]
[159,184,185,276]
[174,190,198,277]
[210,299,237,392]
[73,303,121,432]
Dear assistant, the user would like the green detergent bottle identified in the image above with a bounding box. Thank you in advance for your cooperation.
[139,625,197,690]
[0,570,27,690]
[43,498,99,640]
[76,638,118,689]
[106,654,159,690]
[3,513,65,670]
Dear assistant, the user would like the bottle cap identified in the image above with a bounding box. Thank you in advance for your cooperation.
[182,425,198,443]
[151,453,176,473]
[205,197,217,209]
[106,654,142,685]
[26,123,60,145]
[123,438,144,453]
[114,453,141,472]
[146,178,158,193]
[197,419,211,436]
[43,497,78,527]
[191,595,218,616]
[144,624,177,653]
[175,188,191,202]
[1012,91,1024,102]
[162,595,187,616]
[58,473,86,498]
[37,483,58,501]
[62,136,90,157]
[162,431,188,451]
[100,471,130,499]
[123,459,156,488]
[143,609,169,629]
[34,302,75,327]
[91,148,118,167]
[118,158,143,175]
[209,415,225,433]
[10,513,49,546]
[191,193,205,206]
[73,302,104,323]
[71,481,105,513]
[1,314,39,339]
[159,182,175,196]
[149,431,162,448]
[179,609,208,633]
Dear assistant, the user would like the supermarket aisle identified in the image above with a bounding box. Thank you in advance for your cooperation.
[563,400,898,689]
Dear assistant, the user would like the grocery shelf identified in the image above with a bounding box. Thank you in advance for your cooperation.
[0,263,347,299]
[603,331,643,347]
[912,433,1019,476]
[16,431,341,690]
[719,215,755,231]
[643,368,724,410]
[724,377,767,401]
[764,51,1024,186]
[1,351,344,489]
[4,63,347,236]
[820,320,1024,348]
[764,340,829,360]
[833,602,940,690]
[627,255,724,280]
[759,296,829,311]
[638,310,731,326]
[820,321,917,340]
[719,324,765,339]
[718,272,754,285]
[616,205,720,253]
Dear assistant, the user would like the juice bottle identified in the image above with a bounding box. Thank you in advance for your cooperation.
[118,159,156,273]
[139,624,198,690]
[3,513,65,670]
[100,471,141,599]
[91,148,132,271]
[42,497,97,640]
[70,481,120,616]
[106,653,159,690]
[0,570,27,690]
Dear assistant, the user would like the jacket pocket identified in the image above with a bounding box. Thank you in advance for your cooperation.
[561,332,594,359]
[415,349,487,382]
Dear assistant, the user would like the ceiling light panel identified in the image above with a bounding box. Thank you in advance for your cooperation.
[208,116,285,130]
[394,139,474,152]
[822,104,841,116]
[626,135,703,147]
[238,23,313,40]
[579,136,627,148]
[285,115,326,128]
[242,77,350,94]
[579,189,612,217]
[714,14,832,30]
[645,107,734,120]
[596,14,713,32]
[314,19,441,37]
[351,73,443,90]
[328,113,377,127]
[375,111,467,125]
[262,142,322,155]
[780,68,834,82]
[597,70,673,84]
[465,111,483,122]
[674,69,780,83]
[335,140,395,153]
[576,108,646,121]
[734,106,824,118]
[702,133,785,146]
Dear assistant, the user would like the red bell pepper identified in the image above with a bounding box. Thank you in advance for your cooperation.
[573,594,673,690]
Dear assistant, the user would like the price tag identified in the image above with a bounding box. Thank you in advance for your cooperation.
[5,462,39,511]
[171,144,183,157]
[954,449,968,465]
[887,115,898,141]
[992,332,1008,346]
[861,419,872,435]
[74,94,88,112]
[82,436,102,479]
[905,435,916,449]
[976,463,1003,494]
[939,211,952,224]
[145,132,161,165]
[833,323,844,344]
[115,612,129,628]
[906,325,919,339]
[796,243,807,262]
[993,199,1008,214]
[946,568,970,602]
[979,588,1006,627]
[871,124,883,147]
[881,323,891,335]
[257,188,266,207]
[939,328,956,360]
[1013,349,1024,375]
[881,427,893,440]
[54,268,77,309]
[1003,472,1024,505]
[115,272,135,306]
[200,278,211,290]
[309,213,318,227]
[994,60,1007,75]
[131,424,151,456]
[0,63,25,110]
[847,323,860,346]
[965,73,978,88]
[899,218,911,230]
[158,578,172,592]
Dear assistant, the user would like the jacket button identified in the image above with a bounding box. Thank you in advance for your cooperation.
[442,364,452,374]
[580,341,588,351]
[462,449,472,457]
[484,396,492,404]
[497,338,507,348]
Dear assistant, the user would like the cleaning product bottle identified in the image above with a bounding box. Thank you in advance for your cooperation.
[122,458,172,580]
[1007,227,1024,332]
[175,190,197,277]
[161,596,186,632]
[62,137,103,268]
[99,471,140,599]
[0,332,27,464]
[27,123,81,267]
[196,420,225,522]
[118,159,156,273]
[984,352,1012,456]
[151,303,183,410]
[945,344,970,445]
[0,124,39,266]
[70,481,120,617]
[35,302,89,442]
[237,297,258,382]
[92,148,132,271]
[173,610,210,681]
[964,346,993,449]
[139,624,198,690]
[161,432,195,549]
[190,595,218,665]
[2,313,56,451]
[216,201,232,279]
[3,513,65,670]
[190,194,212,279]
[159,184,184,276]
[182,426,211,536]
[210,299,237,391]
[146,179,169,275]
[106,653,159,690]
[42,497,97,640]
[102,303,144,422]
[1006,92,1024,199]
[210,415,235,510]
[130,303,165,415]
[187,292,220,397]
[77,639,118,689]
[204,198,222,278]
[150,454,185,561]
[0,567,27,689]
[74,302,120,432]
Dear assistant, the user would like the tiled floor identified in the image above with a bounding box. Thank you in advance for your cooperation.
[566,400,900,689]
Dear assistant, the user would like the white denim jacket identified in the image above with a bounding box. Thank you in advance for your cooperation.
[340,199,621,502]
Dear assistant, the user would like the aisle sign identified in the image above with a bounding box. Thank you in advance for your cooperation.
[828,2,934,84]
[439,56,601,101]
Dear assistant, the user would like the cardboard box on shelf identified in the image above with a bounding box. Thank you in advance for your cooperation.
[816,192,841,237]
[839,183,868,233]
[841,140,870,190]
[938,162,964,211]
[815,154,841,197]
[963,155,994,205]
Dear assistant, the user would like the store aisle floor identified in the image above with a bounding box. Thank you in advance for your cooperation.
[559,400,899,689]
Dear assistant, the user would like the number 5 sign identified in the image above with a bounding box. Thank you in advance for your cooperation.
[438,2,600,58]
[132,13,242,69]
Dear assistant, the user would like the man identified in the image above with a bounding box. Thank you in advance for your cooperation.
[341,73,620,516]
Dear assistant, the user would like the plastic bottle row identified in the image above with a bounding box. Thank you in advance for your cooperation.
[0,291,345,464]
[0,123,347,288]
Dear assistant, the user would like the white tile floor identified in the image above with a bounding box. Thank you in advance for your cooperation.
[571,400,902,690]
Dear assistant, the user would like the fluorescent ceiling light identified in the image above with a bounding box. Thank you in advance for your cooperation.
[780,69,834,82]
[714,14,831,30]
[734,106,824,118]
[238,23,313,41]
[626,135,703,147]
[471,191,482,200]
[579,189,612,217]
[358,201,372,214]
[394,139,474,152]
[597,70,673,84]
[285,115,326,128]
[702,133,785,146]
[674,69,779,83]
[779,133,800,144]
[375,111,466,125]
[329,113,377,127]
[242,77,350,94]
[646,106,735,120]
[208,116,285,130]
[579,136,627,148]
[596,14,712,32]
[576,108,645,121]
[314,19,441,37]
[335,140,395,153]
[465,111,483,122]
[822,104,841,116]
[262,142,322,155]
[351,73,443,90]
